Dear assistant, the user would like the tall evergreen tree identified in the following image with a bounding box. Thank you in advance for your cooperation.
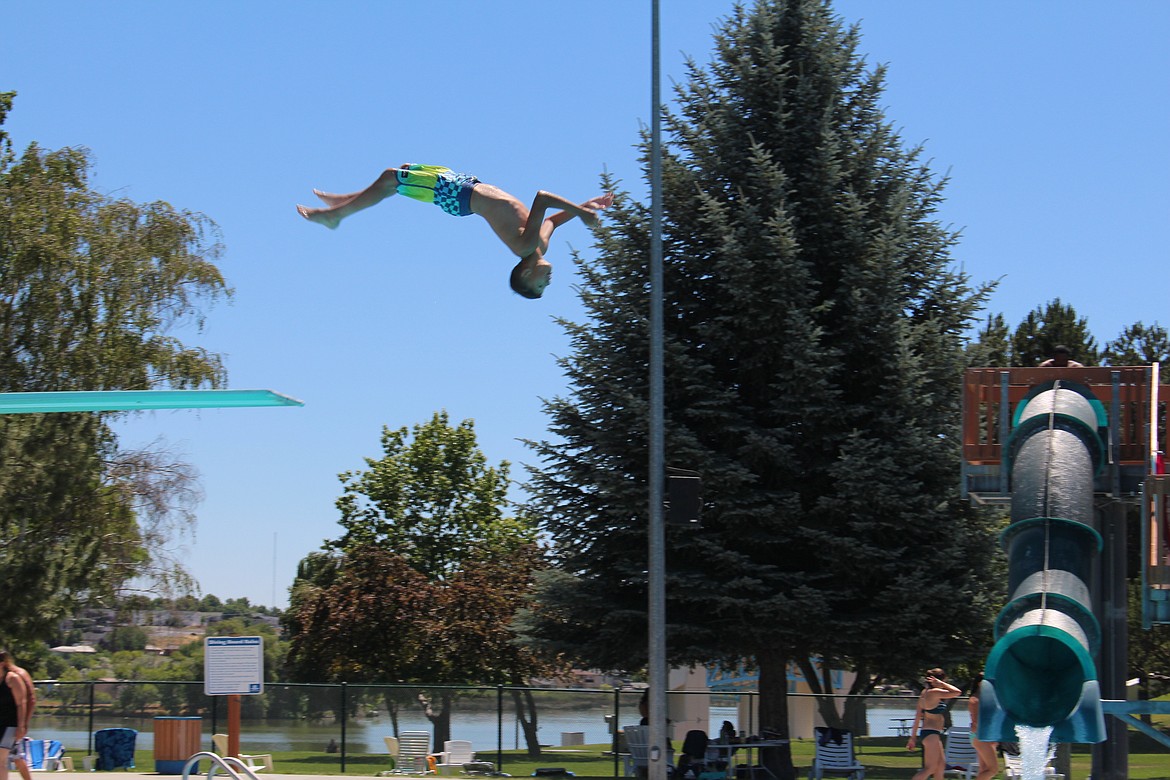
[521,3,998,776]
[1009,298,1098,366]
[1103,321,1169,369]
[967,313,1010,367]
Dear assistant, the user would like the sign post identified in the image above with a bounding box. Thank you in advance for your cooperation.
[204,636,265,760]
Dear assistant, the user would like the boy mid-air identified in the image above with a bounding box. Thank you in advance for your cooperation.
[298,164,613,299]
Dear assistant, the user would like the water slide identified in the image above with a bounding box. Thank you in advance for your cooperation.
[976,379,1107,744]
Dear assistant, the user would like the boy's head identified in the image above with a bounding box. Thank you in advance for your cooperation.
[1051,345,1072,362]
[510,252,552,299]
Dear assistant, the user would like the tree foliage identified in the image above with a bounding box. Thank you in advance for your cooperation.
[1008,299,1098,366]
[329,412,528,579]
[1103,321,1170,371]
[0,93,231,646]
[285,412,561,752]
[519,3,1001,775]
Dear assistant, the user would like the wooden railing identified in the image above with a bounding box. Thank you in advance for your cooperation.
[962,366,1160,467]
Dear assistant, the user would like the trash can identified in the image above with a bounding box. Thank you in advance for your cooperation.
[154,716,202,774]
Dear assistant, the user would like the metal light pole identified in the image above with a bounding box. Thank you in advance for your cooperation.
[647,2,668,780]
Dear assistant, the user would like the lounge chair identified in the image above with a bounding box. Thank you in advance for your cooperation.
[212,733,274,772]
[432,740,481,776]
[942,727,978,780]
[396,731,433,775]
[13,738,72,772]
[384,737,400,772]
[623,725,673,778]
[808,727,864,780]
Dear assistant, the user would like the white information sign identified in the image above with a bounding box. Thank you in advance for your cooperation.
[204,636,264,695]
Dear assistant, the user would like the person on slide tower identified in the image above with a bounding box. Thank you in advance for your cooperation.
[298,163,613,299]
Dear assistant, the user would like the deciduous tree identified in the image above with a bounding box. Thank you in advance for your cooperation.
[285,413,561,752]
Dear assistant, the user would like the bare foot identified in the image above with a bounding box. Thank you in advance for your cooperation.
[297,204,341,229]
[313,189,356,207]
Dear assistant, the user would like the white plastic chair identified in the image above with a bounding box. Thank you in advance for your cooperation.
[623,725,674,778]
[432,740,475,775]
[942,727,978,780]
[384,736,400,772]
[211,733,273,773]
[396,731,433,775]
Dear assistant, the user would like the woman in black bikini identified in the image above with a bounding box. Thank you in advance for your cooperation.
[906,668,962,780]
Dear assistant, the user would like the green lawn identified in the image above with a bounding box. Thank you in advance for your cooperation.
[126,733,1169,780]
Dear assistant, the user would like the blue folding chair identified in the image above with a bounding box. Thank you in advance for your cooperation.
[12,738,70,772]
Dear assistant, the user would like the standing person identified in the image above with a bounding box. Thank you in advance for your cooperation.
[298,163,613,299]
[1,654,35,780]
[0,651,28,780]
[968,674,999,780]
[1038,346,1084,368]
[906,668,962,780]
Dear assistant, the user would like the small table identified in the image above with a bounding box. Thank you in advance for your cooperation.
[706,740,789,780]
[891,718,915,737]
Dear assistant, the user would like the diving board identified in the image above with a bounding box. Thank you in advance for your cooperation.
[0,389,303,414]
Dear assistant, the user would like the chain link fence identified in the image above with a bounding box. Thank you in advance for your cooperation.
[33,681,936,774]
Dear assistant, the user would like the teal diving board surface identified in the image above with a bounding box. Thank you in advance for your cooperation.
[0,389,304,414]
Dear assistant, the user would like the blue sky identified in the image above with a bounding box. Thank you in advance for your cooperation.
[3,1,1168,608]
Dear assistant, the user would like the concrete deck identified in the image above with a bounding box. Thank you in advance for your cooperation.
[54,774,375,780]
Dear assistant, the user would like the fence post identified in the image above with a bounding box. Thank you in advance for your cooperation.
[612,687,622,778]
[497,686,505,772]
[210,695,218,748]
[87,682,95,756]
[340,682,348,773]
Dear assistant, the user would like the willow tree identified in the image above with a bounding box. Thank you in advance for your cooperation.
[0,93,230,645]
[520,3,999,777]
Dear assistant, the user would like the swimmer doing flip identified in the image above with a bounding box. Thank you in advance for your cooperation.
[298,164,613,299]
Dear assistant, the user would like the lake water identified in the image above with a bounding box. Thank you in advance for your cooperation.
[36,709,620,754]
[36,701,962,753]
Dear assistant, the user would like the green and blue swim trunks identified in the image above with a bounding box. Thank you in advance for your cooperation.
[395,164,480,217]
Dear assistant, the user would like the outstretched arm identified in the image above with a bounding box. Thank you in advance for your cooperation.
[520,191,613,255]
